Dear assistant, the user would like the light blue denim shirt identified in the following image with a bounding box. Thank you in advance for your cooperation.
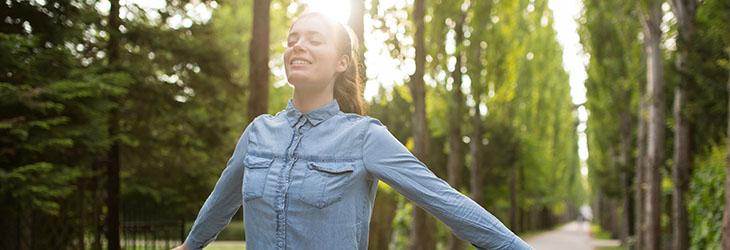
[184,98,531,250]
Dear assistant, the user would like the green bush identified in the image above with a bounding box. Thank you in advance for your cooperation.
[688,143,725,250]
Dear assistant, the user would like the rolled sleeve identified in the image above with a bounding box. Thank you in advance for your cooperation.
[362,118,531,250]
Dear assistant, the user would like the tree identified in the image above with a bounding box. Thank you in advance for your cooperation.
[467,33,486,208]
[724,46,730,250]
[668,1,697,249]
[639,0,665,249]
[408,0,435,249]
[105,0,122,249]
[580,0,642,243]
[0,1,130,248]
[446,7,467,250]
[248,0,271,121]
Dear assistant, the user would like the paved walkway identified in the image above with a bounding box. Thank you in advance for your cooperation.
[525,221,621,250]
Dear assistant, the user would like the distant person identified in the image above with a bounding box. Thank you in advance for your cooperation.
[173,12,530,250]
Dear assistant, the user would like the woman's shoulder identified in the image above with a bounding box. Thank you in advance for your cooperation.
[337,112,386,128]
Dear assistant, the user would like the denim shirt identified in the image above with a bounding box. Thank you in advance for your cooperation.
[184,98,531,250]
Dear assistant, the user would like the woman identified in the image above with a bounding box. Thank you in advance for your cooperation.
[174,12,531,250]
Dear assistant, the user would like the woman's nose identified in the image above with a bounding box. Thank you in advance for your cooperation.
[292,41,306,52]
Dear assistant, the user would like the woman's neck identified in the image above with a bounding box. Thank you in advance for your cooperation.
[292,88,334,113]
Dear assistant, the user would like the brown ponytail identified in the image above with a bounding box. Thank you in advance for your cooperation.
[295,12,368,115]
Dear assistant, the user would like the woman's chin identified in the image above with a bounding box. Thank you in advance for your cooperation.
[286,78,314,89]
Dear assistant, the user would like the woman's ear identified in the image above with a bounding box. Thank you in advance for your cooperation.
[336,54,350,73]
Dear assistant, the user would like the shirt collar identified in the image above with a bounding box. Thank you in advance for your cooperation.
[284,98,341,127]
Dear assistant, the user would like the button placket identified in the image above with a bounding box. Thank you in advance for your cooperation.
[274,115,309,249]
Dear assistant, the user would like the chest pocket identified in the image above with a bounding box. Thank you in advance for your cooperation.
[243,154,274,202]
[297,161,355,209]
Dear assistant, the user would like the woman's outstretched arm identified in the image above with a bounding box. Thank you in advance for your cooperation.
[362,118,531,250]
[177,119,256,250]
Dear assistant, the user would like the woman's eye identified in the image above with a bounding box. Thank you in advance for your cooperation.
[287,40,296,47]
[310,39,323,46]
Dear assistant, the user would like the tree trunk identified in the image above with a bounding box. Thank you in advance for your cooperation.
[635,82,647,249]
[92,160,103,250]
[470,44,484,205]
[368,185,397,250]
[672,87,690,250]
[722,48,730,250]
[447,11,467,250]
[247,0,271,121]
[510,162,518,232]
[408,0,435,249]
[669,1,696,249]
[105,0,121,249]
[640,1,665,249]
[619,110,635,244]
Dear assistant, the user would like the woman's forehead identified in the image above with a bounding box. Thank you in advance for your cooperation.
[289,16,335,37]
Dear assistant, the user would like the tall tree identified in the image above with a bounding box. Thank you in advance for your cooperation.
[248,0,271,121]
[639,0,665,249]
[635,105,647,248]
[408,0,435,249]
[669,1,697,249]
[580,0,642,242]
[724,48,730,250]
[636,87,647,248]
[469,46,484,204]
[446,9,467,250]
[466,0,492,209]
[105,0,121,249]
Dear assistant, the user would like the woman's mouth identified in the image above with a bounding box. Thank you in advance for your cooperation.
[290,58,312,65]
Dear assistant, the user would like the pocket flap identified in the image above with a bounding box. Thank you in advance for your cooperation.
[307,161,355,174]
[244,154,274,169]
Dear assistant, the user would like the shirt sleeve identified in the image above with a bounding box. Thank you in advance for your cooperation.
[183,118,256,250]
[362,118,532,250]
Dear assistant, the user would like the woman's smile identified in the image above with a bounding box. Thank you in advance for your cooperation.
[290,56,313,69]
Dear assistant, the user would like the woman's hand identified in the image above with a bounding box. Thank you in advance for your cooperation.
[172,244,189,250]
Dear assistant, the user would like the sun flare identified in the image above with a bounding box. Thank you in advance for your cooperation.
[301,0,351,24]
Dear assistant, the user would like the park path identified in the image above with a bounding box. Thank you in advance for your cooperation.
[525,221,620,250]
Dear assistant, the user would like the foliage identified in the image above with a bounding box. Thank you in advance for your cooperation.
[580,0,730,244]
[688,143,725,250]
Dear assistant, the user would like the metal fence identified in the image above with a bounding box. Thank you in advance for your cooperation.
[121,219,186,250]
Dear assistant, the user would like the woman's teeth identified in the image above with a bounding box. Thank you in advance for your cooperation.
[292,59,311,65]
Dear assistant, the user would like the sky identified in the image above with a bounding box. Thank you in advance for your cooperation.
[545,0,591,176]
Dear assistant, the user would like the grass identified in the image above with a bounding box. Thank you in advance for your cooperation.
[590,223,613,240]
[596,246,624,250]
[205,241,245,250]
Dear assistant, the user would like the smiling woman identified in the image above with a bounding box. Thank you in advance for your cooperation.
[174,6,530,250]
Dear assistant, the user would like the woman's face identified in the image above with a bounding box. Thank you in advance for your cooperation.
[284,16,348,92]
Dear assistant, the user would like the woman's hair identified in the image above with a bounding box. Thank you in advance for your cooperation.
[293,12,368,115]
